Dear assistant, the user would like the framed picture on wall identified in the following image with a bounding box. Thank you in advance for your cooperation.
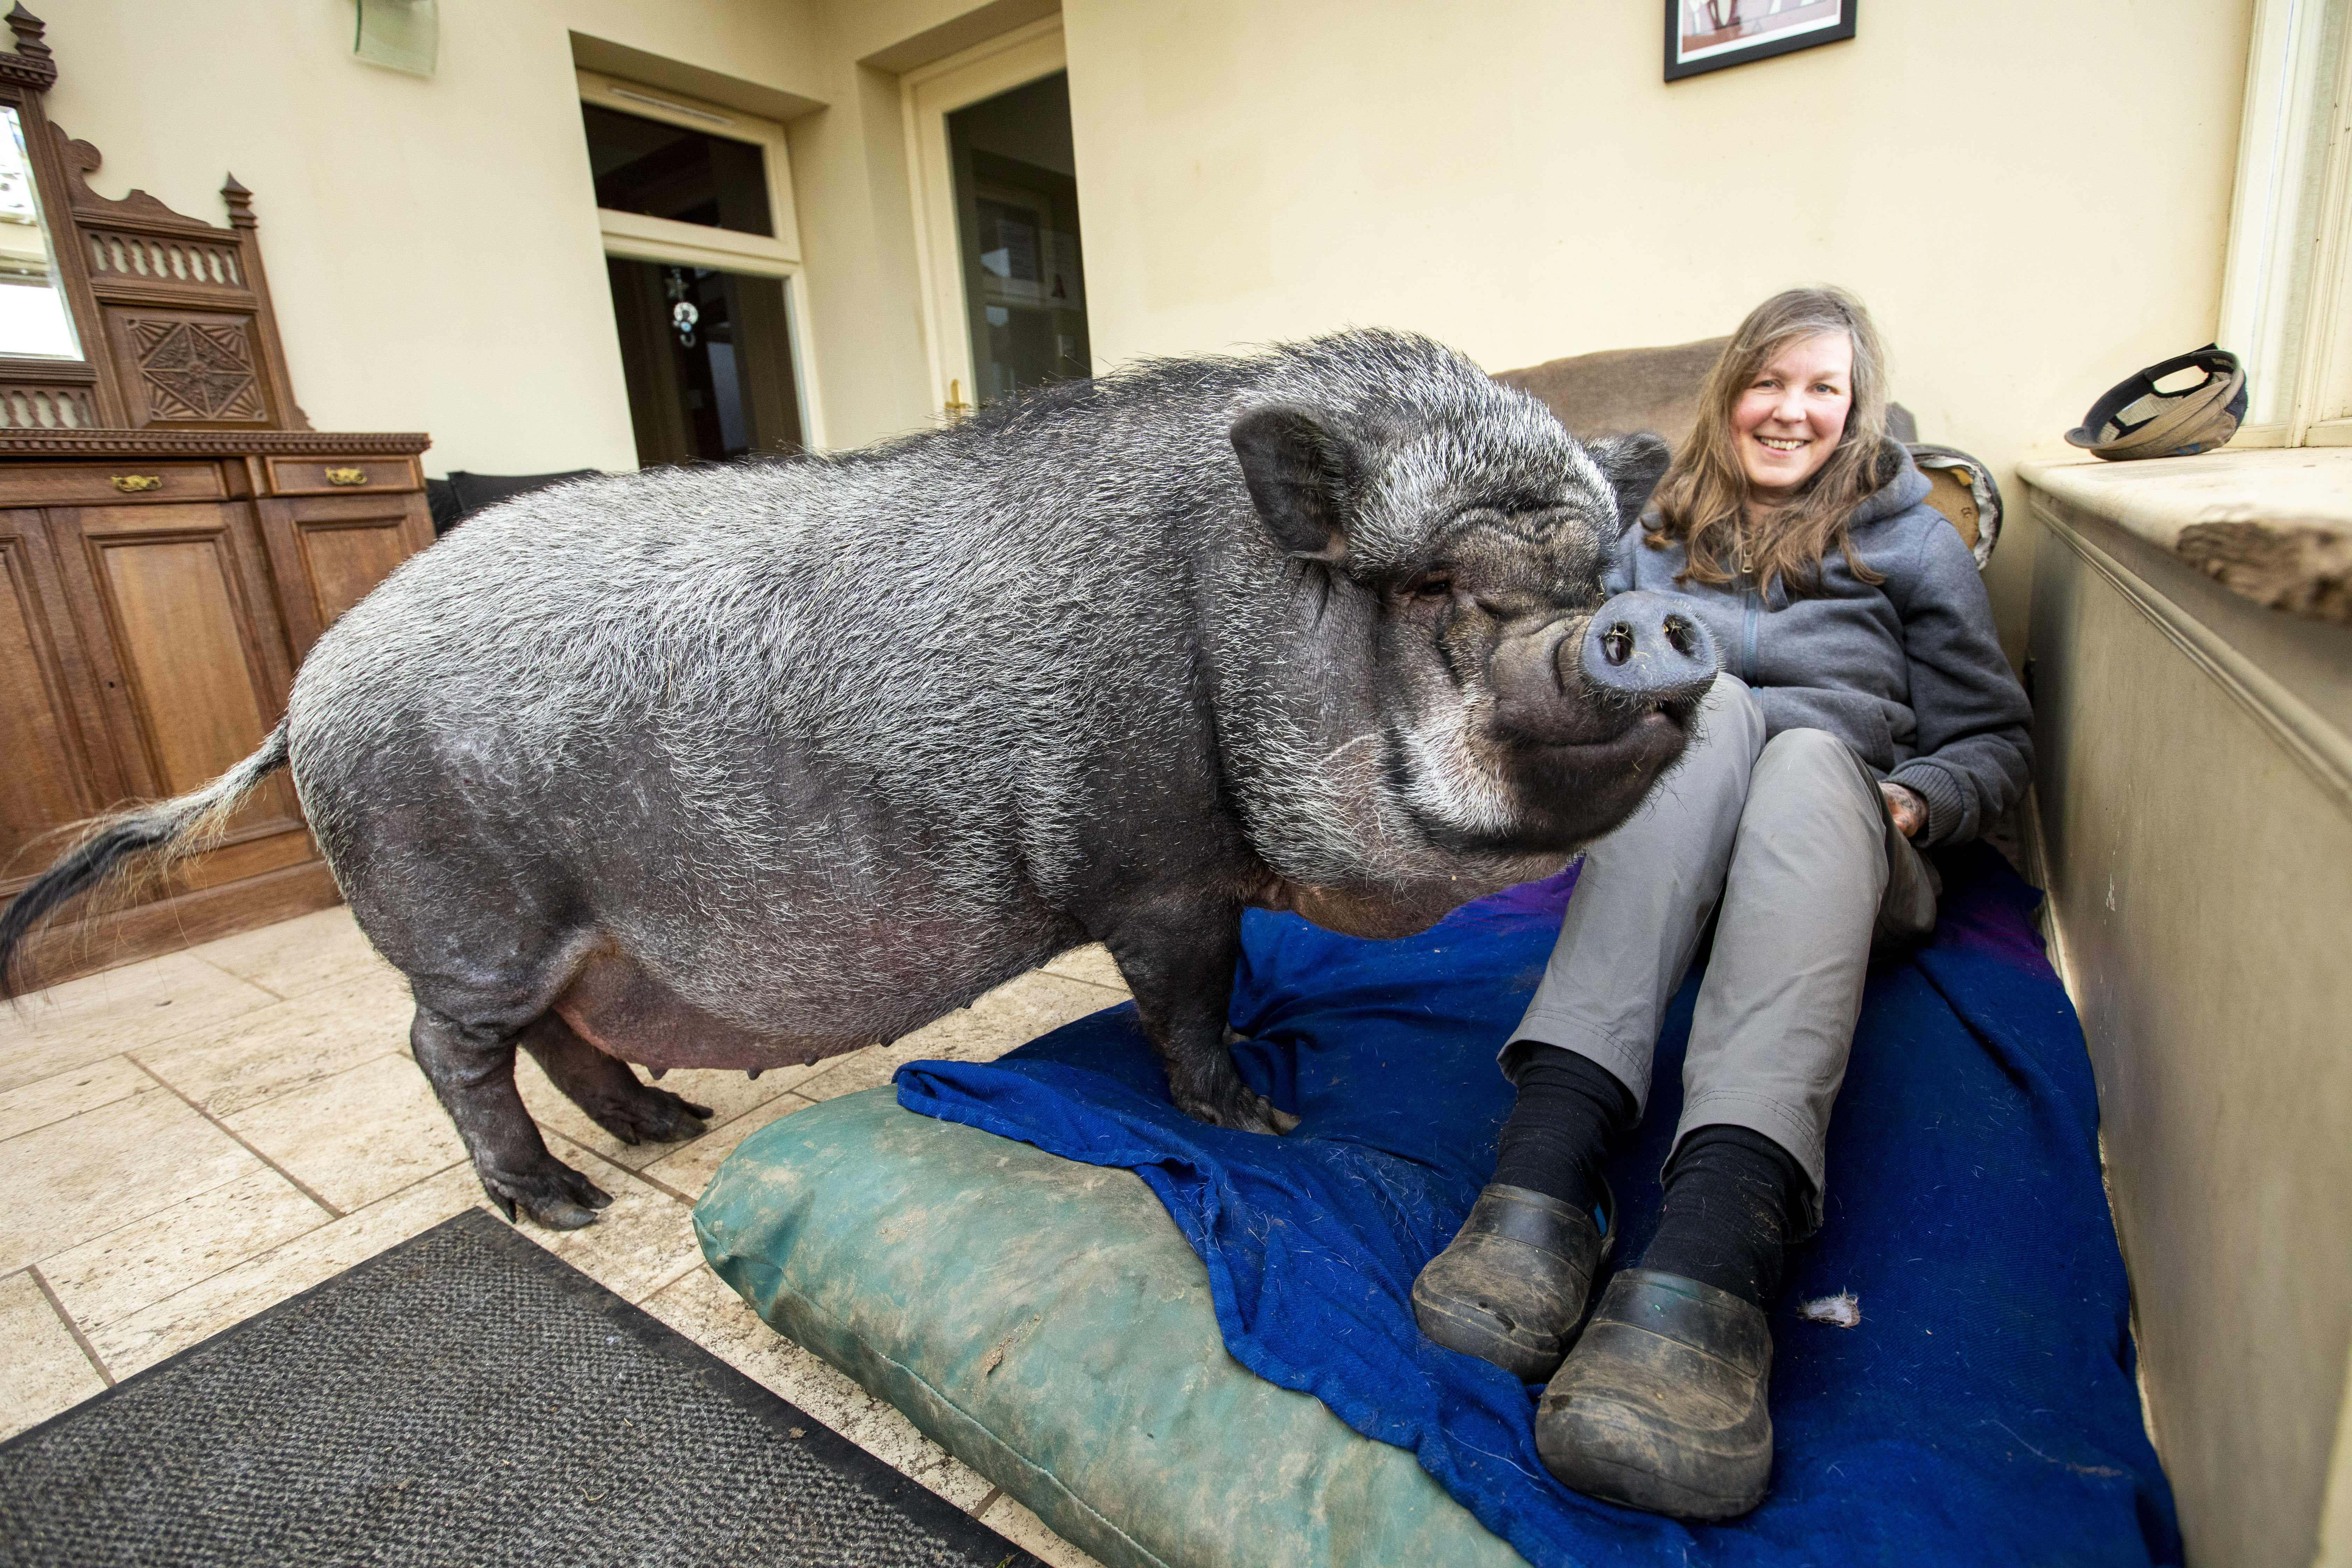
[1665,0,1856,82]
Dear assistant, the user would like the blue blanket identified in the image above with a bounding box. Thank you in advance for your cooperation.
[895,847,2180,1566]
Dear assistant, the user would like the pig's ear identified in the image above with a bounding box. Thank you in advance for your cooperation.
[1231,403,1359,563]
[1589,432,1673,534]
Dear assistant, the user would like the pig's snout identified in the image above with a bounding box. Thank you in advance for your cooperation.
[1576,592,1717,706]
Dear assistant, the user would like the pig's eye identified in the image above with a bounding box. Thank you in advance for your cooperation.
[1409,575,1453,600]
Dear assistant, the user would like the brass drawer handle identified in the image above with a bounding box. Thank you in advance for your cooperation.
[111,474,163,493]
[324,467,369,486]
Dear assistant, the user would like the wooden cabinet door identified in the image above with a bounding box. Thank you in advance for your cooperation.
[47,498,313,889]
[0,508,117,901]
[257,489,435,662]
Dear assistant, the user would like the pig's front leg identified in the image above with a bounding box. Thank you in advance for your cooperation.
[1104,896,1300,1135]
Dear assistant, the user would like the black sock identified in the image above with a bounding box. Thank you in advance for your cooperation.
[1490,1044,1636,1218]
[1636,1125,1810,1309]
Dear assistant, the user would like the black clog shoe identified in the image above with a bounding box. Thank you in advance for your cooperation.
[1410,1182,1613,1382]
[1534,1268,1773,1520]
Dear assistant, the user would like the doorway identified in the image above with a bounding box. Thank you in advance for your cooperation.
[905,20,1091,419]
[579,72,813,465]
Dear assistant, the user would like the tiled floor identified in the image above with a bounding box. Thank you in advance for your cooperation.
[0,906,1125,1567]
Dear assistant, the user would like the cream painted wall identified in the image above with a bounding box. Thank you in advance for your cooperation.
[1058,0,2256,657]
[38,0,826,476]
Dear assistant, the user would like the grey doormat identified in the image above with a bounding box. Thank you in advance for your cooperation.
[0,1209,1042,1567]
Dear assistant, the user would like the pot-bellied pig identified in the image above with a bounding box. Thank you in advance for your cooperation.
[0,329,1717,1229]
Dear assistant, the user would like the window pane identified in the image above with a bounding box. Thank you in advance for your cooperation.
[582,104,772,237]
[2220,0,2350,429]
[606,259,804,466]
[947,72,1091,406]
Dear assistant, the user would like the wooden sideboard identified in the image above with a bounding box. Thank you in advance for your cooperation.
[0,10,435,985]
[1,434,432,985]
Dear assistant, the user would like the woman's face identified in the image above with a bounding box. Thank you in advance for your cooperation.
[1731,330,1853,502]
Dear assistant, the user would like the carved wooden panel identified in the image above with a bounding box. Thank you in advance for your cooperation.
[0,384,98,431]
[131,318,265,420]
[103,307,272,427]
[83,228,245,291]
[0,510,98,890]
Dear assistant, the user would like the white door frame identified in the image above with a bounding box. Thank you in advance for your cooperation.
[576,69,827,450]
[901,17,1069,422]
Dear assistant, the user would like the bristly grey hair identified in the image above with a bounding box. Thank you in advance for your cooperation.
[0,326,1693,1219]
[286,328,1614,1038]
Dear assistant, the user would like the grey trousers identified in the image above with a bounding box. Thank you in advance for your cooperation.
[1507,675,1935,1232]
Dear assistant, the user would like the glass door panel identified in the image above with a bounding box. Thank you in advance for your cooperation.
[946,72,1090,406]
[606,259,803,468]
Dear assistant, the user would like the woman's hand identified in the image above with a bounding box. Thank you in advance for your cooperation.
[1880,781,1927,839]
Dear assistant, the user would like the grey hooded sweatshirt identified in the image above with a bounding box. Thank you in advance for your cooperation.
[1606,445,2032,846]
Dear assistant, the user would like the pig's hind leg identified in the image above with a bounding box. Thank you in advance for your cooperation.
[1106,897,1301,1136]
[516,1015,713,1146]
[410,1003,616,1230]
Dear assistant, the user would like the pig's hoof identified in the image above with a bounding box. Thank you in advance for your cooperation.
[1176,1083,1300,1137]
[584,1082,713,1147]
[483,1159,616,1231]
[1206,1032,1298,1133]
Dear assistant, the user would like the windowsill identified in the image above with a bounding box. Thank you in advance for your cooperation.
[2019,448,2352,807]
[2016,447,2351,625]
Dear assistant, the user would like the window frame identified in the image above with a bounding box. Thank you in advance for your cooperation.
[575,69,825,450]
[2219,0,2352,448]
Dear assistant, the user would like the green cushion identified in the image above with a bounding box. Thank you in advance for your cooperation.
[694,1087,1524,1568]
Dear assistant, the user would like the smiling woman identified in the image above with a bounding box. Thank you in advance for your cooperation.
[1650,286,1892,597]
[1410,285,2033,1521]
[1732,330,1850,499]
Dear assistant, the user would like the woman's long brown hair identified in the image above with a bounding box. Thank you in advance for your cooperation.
[1646,286,1897,599]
